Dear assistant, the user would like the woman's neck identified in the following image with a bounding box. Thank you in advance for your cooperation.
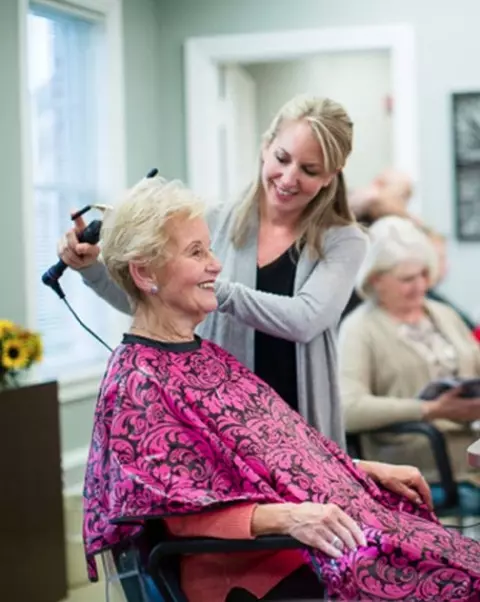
[383,305,426,325]
[130,305,197,343]
[259,197,301,231]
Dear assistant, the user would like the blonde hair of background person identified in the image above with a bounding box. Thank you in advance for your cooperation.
[348,168,414,225]
[57,94,368,448]
[339,216,480,484]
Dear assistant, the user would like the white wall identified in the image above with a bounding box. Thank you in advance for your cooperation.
[245,51,393,191]
[221,65,259,199]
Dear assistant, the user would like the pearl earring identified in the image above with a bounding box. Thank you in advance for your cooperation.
[150,284,159,294]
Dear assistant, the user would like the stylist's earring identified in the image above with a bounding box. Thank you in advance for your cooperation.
[150,284,159,294]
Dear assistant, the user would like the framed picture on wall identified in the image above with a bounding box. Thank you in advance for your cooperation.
[452,92,480,241]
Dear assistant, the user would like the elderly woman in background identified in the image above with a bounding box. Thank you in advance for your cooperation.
[345,169,477,328]
[83,177,480,602]
[339,216,480,486]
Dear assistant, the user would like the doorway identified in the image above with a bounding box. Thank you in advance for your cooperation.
[220,50,393,201]
[184,24,419,211]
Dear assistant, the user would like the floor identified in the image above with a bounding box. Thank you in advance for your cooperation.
[64,582,105,602]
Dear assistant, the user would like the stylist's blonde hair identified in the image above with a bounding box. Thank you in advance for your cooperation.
[231,95,355,258]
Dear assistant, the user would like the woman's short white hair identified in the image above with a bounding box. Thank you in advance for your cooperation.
[356,216,439,299]
[101,175,205,304]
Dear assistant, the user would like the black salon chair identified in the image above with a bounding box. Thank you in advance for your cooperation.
[347,421,463,517]
[147,532,320,602]
[113,520,323,602]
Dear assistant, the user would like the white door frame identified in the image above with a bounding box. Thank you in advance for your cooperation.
[184,24,419,211]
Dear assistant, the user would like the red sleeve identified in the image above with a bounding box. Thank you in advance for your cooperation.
[164,503,257,540]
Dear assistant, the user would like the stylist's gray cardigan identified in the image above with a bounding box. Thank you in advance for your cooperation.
[79,203,367,448]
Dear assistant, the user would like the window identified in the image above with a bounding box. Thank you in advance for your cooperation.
[27,1,125,385]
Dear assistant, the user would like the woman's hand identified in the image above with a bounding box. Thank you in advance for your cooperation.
[57,212,100,270]
[252,502,366,558]
[423,387,480,423]
[357,460,433,510]
[286,503,366,557]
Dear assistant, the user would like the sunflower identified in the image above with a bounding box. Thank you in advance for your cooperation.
[0,320,15,338]
[29,333,43,363]
[2,338,30,371]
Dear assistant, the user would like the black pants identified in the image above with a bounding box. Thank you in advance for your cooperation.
[225,565,323,601]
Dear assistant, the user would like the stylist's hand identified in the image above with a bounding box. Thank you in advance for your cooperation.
[357,460,433,510]
[57,211,100,270]
[286,502,366,558]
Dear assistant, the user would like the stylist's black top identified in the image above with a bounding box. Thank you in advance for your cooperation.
[254,246,299,411]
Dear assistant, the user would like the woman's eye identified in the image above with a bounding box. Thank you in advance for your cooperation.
[275,153,288,164]
[303,167,319,177]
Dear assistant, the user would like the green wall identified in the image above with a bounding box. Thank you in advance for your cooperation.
[0,0,28,325]
[122,0,164,184]
[155,0,480,318]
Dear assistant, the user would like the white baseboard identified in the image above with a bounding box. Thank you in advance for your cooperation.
[62,445,89,495]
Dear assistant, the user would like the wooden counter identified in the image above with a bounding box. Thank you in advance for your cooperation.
[0,381,67,602]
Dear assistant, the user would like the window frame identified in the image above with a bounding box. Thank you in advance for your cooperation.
[19,0,127,403]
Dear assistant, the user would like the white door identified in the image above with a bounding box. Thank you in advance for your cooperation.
[222,65,258,201]
[246,51,393,191]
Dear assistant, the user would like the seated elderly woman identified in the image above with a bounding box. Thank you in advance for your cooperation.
[339,216,480,487]
[83,177,480,602]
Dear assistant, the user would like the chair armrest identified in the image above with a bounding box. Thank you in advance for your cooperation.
[370,421,458,508]
[147,534,309,601]
[148,535,303,572]
[346,432,363,458]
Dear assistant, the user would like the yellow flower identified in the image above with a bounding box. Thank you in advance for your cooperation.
[2,339,29,371]
[0,321,43,372]
[29,334,43,363]
[0,320,15,338]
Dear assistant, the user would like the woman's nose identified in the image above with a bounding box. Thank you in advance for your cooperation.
[280,164,299,187]
[207,252,222,274]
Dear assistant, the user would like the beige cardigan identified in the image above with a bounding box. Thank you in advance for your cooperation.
[338,299,480,483]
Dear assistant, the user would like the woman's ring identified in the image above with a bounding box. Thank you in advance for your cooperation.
[331,535,342,550]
